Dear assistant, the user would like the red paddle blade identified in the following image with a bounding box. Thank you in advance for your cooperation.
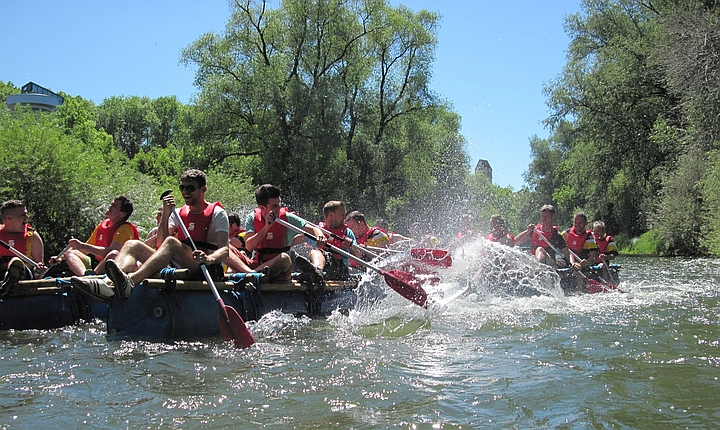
[586,278,608,294]
[218,304,255,348]
[381,269,428,307]
[410,248,452,268]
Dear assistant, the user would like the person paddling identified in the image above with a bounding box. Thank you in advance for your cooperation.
[485,214,514,247]
[514,204,570,268]
[238,184,327,281]
[0,200,45,296]
[592,220,619,281]
[299,201,362,280]
[561,212,599,290]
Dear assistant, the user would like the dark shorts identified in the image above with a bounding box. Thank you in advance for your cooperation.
[322,251,350,281]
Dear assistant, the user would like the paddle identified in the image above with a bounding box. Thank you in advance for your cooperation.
[367,243,452,268]
[532,229,613,294]
[0,239,39,268]
[299,218,380,260]
[273,217,428,307]
[564,246,623,293]
[162,190,255,348]
[37,242,73,277]
[602,255,619,285]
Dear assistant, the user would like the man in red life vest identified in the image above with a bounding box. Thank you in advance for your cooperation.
[239,184,326,282]
[485,214,514,247]
[55,196,139,276]
[514,204,570,267]
[346,211,391,249]
[71,169,230,301]
[305,201,362,280]
[562,212,599,269]
[374,218,412,244]
[0,200,45,296]
[561,212,599,289]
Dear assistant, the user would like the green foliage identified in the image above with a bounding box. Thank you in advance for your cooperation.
[181,0,467,224]
[531,0,720,255]
[0,80,20,105]
[0,108,120,252]
[700,150,720,255]
[651,143,707,255]
[625,229,662,255]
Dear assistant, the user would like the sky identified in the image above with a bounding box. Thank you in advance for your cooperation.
[0,0,582,190]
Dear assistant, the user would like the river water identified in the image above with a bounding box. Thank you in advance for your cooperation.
[1,239,719,428]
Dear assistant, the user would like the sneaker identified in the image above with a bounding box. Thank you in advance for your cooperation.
[105,259,134,299]
[1,258,26,297]
[295,255,323,277]
[70,276,114,303]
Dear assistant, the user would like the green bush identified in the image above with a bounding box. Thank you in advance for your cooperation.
[625,230,662,255]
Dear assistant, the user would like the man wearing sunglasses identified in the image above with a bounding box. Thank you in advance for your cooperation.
[53,195,139,277]
[72,169,230,301]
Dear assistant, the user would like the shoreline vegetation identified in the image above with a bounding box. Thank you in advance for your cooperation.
[3,0,720,258]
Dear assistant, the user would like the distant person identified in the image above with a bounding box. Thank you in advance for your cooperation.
[592,220,619,280]
[514,204,569,267]
[485,214,514,247]
[374,218,411,244]
[0,200,45,296]
[561,212,598,271]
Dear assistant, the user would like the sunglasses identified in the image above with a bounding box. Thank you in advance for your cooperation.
[179,184,197,193]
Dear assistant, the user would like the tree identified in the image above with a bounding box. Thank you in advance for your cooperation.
[542,0,676,237]
[181,0,467,220]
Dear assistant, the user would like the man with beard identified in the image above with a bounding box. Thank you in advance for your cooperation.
[71,169,230,301]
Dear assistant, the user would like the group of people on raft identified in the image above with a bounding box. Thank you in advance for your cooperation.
[472,204,619,288]
[0,169,412,301]
[0,168,618,301]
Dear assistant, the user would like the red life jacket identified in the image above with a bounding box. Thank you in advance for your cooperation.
[594,234,614,254]
[0,224,32,260]
[486,232,513,242]
[177,202,223,244]
[94,219,139,248]
[253,207,290,263]
[531,226,559,249]
[319,221,349,260]
[564,226,590,255]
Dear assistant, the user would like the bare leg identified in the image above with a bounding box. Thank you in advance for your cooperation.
[309,248,325,271]
[114,240,156,274]
[225,248,254,273]
[127,237,195,284]
[256,253,292,281]
[535,248,555,267]
[93,249,119,275]
[65,250,90,276]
